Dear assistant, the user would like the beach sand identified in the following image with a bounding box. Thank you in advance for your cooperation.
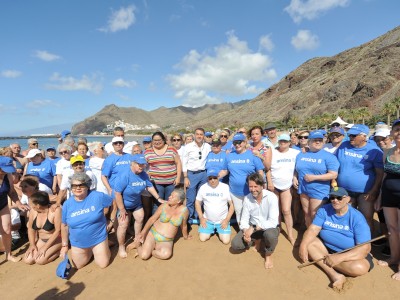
[1,225,399,300]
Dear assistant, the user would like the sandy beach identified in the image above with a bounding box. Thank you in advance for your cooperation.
[1,222,400,300]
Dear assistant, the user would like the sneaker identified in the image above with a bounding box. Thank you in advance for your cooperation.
[381,246,391,257]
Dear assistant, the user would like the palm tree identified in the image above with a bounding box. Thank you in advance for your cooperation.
[287,116,300,131]
[356,107,371,125]
[391,97,400,119]
[303,118,314,130]
[382,102,396,125]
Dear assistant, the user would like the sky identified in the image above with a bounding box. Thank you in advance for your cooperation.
[0,0,399,135]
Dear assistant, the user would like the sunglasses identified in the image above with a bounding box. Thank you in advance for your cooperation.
[298,136,308,139]
[220,135,228,138]
[233,141,243,146]
[71,183,87,189]
[31,143,38,146]
[329,195,345,201]
[59,151,69,155]
[348,134,358,138]
[113,141,124,145]
[330,134,342,139]
[172,139,181,142]
[199,151,202,160]
[208,176,218,180]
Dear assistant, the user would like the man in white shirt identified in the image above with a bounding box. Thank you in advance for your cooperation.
[104,127,137,154]
[195,169,234,244]
[231,172,280,269]
[182,128,212,222]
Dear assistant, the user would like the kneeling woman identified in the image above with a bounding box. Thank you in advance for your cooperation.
[60,173,113,269]
[136,188,191,260]
[24,191,62,265]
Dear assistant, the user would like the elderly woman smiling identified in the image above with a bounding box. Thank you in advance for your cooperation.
[60,173,113,269]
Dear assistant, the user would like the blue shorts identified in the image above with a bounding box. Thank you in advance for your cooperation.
[198,220,231,235]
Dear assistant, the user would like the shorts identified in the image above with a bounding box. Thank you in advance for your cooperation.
[347,190,363,199]
[198,220,231,235]
[326,245,374,272]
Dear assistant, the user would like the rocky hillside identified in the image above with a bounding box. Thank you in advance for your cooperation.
[73,26,400,133]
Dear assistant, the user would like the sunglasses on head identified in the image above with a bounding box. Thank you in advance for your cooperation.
[298,136,308,139]
[329,195,345,201]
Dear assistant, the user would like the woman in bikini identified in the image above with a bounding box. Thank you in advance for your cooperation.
[136,188,191,260]
[24,191,62,265]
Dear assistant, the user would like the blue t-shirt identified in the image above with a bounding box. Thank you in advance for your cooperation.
[223,150,264,196]
[101,153,132,188]
[295,150,339,200]
[205,151,227,173]
[26,158,56,189]
[114,171,153,210]
[62,191,113,248]
[221,141,233,153]
[313,204,371,252]
[336,141,383,193]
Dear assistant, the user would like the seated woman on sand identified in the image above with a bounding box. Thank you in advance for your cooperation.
[135,187,191,260]
[299,187,373,290]
[24,191,62,265]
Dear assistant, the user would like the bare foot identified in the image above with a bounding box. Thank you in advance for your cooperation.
[377,259,398,267]
[264,255,273,269]
[118,247,128,258]
[126,240,139,252]
[392,271,400,281]
[6,254,21,263]
[332,274,346,291]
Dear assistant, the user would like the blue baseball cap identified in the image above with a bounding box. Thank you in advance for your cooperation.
[46,146,56,151]
[308,130,324,139]
[56,254,72,279]
[131,154,147,164]
[329,187,349,197]
[143,137,152,143]
[347,124,369,135]
[278,134,290,141]
[0,157,16,173]
[205,131,213,137]
[232,133,246,141]
[392,118,400,127]
[207,168,219,177]
[329,127,345,135]
[60,130,71,139]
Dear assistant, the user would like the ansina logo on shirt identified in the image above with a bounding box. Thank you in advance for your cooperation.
[205,192,222,197]
[300,157,317,163]
[131,181,146,187]
[344,150,363,159]
[324,220,349,231]
[230,159,246,164]
[71,208,91,217]
[116,161,130,166]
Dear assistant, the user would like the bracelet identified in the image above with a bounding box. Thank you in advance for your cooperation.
[110,219,115,223]
[62,242,68,247]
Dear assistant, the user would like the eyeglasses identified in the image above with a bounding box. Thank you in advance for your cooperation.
[329,196,345,201]
[172,139,181,142]
[220,135,228,138]
[31,143,38,146]
[298,136,308,139]
[330,134,341,139]
[233,140,243,146]
[59,151,69,155]
[71,183,87,189]
[208,176,218,180]
[113,141,124,145]
[199,151,202,160]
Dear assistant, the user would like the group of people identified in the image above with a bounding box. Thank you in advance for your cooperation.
[0,119,399,289]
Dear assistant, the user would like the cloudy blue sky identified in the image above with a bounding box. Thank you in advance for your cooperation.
[0,0,399,135]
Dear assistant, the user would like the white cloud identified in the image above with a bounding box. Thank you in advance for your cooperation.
[167,31,277,107]
[46,72,103,93]
[100,5,136,33]
[291,30,320,50]
[34,50,61,62]
[112,78,137,88]
[259,34,274,52]
[285,0,350,23]
[26,99,59,108]
[1,69,22,78]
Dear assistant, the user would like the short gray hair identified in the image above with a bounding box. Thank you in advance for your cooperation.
[27,138,38,145]
[69,173,92,188]
[57,143,72,153]
[173,187,185,203]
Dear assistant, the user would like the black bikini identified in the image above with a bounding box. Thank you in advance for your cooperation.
[32,210,55,232]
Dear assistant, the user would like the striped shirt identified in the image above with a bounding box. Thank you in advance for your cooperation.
[144,146,178,185]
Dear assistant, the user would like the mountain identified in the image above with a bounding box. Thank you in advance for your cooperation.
[71,101,250,134]
[72,26,400,133]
